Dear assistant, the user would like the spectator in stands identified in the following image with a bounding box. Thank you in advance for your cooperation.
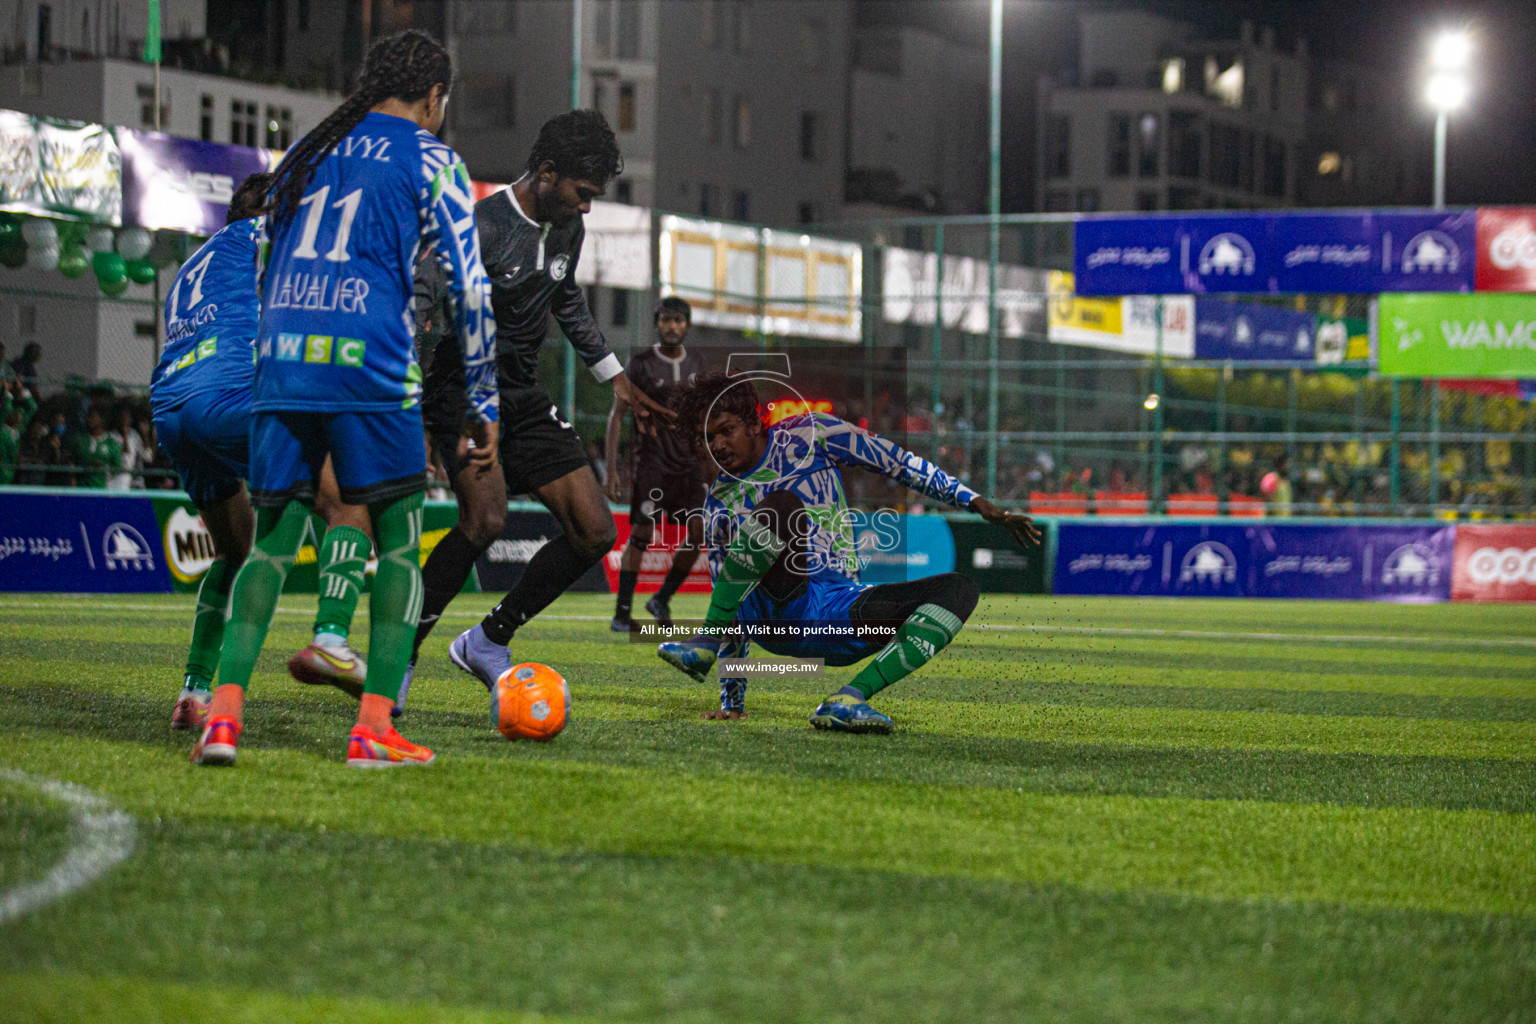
[0,405,20,484]
[108,403,148,490]
[9,342,40,391]
[16,416,63,485]
[1270,456,1294,517]
[70,406,122,489]
[0,343,12,388]
[130,411,157,488]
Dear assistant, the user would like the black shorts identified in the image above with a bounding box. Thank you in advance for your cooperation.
[430,385,591,496]
[630,461,707,526]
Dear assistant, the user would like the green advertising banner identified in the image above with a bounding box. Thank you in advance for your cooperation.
[1378,293,1536,378]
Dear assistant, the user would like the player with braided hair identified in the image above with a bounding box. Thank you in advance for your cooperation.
[191,29,499,768]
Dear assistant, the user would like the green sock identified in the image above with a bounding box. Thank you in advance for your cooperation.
[844,603,966,700]
[314,524,369,641]
[700,515,785,635]
[215,500,311,693]
[183,556,236,689]
[363,492,424,700]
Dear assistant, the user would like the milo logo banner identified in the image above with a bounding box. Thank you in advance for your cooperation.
[1054,523,1454,601]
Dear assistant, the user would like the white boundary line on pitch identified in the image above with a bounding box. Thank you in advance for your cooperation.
[3,598,1535,650]
[0,769,137,926]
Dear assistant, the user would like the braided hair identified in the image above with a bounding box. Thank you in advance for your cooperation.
[226,172,274,223]
[265,29,452,230]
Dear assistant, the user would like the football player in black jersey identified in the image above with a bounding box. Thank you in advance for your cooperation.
[399,110,671,709]
[605,296,709,631]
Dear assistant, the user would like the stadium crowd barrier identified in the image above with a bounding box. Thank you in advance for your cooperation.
[2,487,1532,602]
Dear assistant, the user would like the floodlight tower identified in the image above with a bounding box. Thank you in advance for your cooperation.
[1426,30,1471,210]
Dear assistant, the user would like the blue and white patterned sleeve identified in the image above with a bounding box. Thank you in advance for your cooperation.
[814,414,979,510]
[418,133,498,423]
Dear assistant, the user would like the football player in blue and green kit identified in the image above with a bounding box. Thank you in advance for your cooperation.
[152,174,379,732]
[191,30,499,767]
[658,371,1039,732]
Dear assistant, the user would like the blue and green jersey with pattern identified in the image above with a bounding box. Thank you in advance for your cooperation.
[150,217,261,418]
[703,413,979,584]
[254,112,497,422]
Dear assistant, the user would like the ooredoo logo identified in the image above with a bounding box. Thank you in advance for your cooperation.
[1466,546,1536,586]
[1489,228,1536,270]
[1477,208,1536,291]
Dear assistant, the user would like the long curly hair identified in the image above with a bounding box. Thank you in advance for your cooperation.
[673,370,762,448]
[265,30,452,230]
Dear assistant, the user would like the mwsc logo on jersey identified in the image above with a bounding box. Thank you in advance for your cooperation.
[102,523,155,571]
[1379,543,1442,588]
[549,254,571,281]
[1179,541,1237,585]
[1198,234,1256,277]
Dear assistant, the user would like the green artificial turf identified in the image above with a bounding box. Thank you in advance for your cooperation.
[0,592,1532,1023]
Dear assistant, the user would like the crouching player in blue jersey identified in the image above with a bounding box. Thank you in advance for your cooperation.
[658,372,1040,733]
[152,173,376,731]
[191,30,499,768]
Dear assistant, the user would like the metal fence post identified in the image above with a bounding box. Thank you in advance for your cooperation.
[1151,297,1164,513]
[930,223,944,459]
[1389,378,1402,514]
[1429,380,1442,509]
[1285,370,1298,483]
[1215,363,1228,502]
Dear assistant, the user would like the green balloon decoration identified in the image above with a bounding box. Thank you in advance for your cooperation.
[92,250,126,286]
[99,275,129,297]
[58,249,88,279]
[125,258,157,284]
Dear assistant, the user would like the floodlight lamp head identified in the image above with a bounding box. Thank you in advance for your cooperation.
[1425,71,1469,112]
[1430,30,1472,70]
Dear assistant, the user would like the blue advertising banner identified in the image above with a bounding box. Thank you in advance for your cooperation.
[0,492,171,592]
[1053,522,1453,601]
[1194,299,1317,363]
[1074,211,1476,296]
[855,513,956,583]
[120,129,275,236]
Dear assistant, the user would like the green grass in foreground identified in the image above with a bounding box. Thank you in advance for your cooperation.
[0,592,1533,1023]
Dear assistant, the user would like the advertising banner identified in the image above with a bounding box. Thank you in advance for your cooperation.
[0,492,169,592]
[659,214,863,342]
[1047,271,1194,356]
[600,511,712,596]
[1053,522,1453,601]
[881,247,1048,339]
[853,513,955,584]
[477,509,609,594]
[1452,524,1536,602]
[1194,299,1317,363]
[120,129,276,236]
[0,111,121,223]
[949,517,1046,593]
[1377,292,1536,378]
[150,494,466,594]
[1476,207,1536,292]
[1074,211,1475,296]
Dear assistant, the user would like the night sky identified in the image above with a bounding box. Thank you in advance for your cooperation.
[864,0,1535,211]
